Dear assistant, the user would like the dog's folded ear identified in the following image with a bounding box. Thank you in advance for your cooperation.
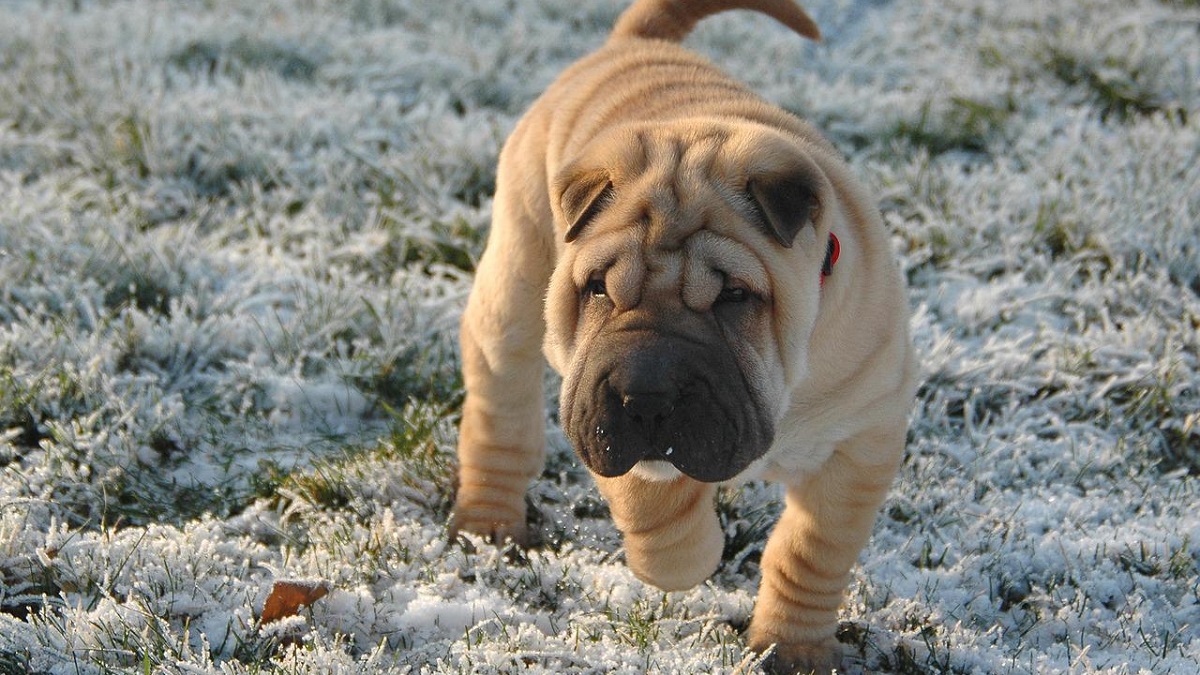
[556,168,615,243]
[746,158,825,248]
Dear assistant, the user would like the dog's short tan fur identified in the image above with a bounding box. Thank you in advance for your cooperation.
[450,1,918,671]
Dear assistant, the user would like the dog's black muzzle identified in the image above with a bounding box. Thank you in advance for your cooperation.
[565,332,773,482]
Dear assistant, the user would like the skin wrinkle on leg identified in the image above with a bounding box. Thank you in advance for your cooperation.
[595,474,723,591]
[749,423,906,669]
[451,184,552,543]
[755,514,845,647]
[454,356,544,539]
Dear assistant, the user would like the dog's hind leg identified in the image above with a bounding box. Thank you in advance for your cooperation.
[747,423,905,674]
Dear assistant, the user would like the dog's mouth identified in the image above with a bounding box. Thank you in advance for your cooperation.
[563,338,774,483]
[629,459,683,482]
[579,404,768,482]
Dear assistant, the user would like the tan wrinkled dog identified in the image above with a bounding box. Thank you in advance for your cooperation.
[450,0,917,671]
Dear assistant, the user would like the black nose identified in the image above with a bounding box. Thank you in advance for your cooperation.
[622,391,676,434]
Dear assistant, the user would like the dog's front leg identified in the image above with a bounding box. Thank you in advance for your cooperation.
[748,424,905,674]
[450,163,554,546]
[594,473,723,591]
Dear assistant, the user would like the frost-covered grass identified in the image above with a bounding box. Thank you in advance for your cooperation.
[0,0,1197,672]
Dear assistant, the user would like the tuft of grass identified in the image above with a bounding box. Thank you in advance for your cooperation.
[1030,198,1113,265]
[877,153,961,274]
[1103,359,1200,474]
[110,112,153,182]
[606,595,669,653]
[263,400,456,523]
[375,402,459,515]
[912,539,950,570]
[345,0,412,27]
[886,95,1017,156]
[0,368,55,453]
[1040,43,1181,123]
[169,36,322,82]
[0,650,42,675]
[890,637,956,675]
[715,484,781,576]
[352,342,463,418]
[383,215,483,276]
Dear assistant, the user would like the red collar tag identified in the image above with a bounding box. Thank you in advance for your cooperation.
[820,233,840,286]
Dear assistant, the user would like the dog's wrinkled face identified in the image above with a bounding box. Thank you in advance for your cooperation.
[544,122,833,483]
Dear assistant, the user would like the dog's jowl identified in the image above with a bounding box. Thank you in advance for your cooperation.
[450,1,918,672]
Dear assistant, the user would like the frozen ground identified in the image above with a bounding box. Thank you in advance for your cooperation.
[0,0,1197,672]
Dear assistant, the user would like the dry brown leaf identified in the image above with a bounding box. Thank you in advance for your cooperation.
[259,579,331,624]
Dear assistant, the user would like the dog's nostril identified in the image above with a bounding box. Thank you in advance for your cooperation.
[621,393,675,428]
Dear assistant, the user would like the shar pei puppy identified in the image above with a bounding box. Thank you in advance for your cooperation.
[450,0,918,671]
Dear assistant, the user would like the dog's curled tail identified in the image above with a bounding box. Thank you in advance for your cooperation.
[610,0,821,44]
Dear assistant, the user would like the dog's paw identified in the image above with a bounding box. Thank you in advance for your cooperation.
[748,635,842,675]
[448,509,529,548]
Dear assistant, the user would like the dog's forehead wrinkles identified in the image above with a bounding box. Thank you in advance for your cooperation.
[573,127,773,313]
[637,130,739,249]
[625,128,652,176]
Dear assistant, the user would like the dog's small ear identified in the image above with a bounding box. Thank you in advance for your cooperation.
[558,169,614,243]
[746,166,822,248]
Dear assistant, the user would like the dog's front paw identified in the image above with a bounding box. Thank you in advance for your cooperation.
[748,633,842,675]
[448,506,529,548]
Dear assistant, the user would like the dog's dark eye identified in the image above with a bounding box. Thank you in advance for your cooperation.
[717,286,749,304]
[583,277,607,298]
[714,270,752,305]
